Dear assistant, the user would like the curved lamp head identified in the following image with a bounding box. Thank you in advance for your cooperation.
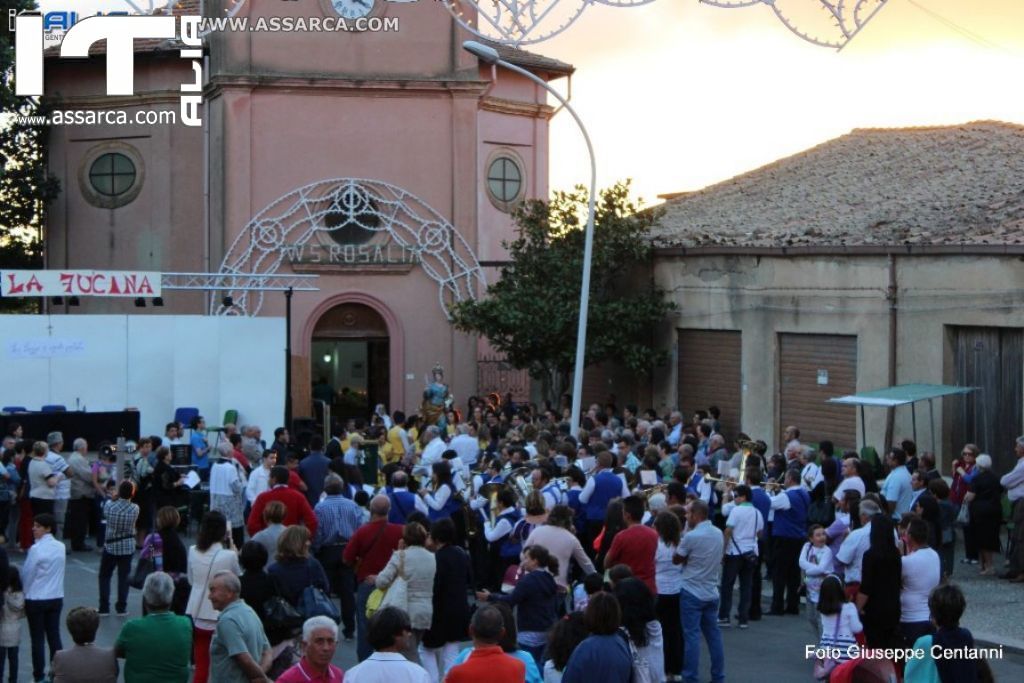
[462,40,500,65]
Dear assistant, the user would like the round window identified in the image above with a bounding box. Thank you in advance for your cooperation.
[88,152,136,197]
[323,185,381,245]
[487,156,523,207]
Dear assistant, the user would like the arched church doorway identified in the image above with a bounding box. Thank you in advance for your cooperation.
[311,302,390,423]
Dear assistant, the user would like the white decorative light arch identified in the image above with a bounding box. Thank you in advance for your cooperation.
[441,0,889,49]
[213,178,486,319]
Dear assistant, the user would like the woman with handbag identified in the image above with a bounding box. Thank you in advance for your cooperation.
[370,521,436,664]
[136,506,188,614]
[266,525,330,606]
[185,510,241,683]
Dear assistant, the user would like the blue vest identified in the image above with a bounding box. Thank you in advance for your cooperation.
[497,508,522,559]
[389,490,417,525]
[428,483,462,522]
[750,488,771,529]
[774,488,810,539]
[542,483,562,507]
[585,472,622,521]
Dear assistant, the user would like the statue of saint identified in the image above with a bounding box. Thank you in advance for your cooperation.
[422,363,452,430]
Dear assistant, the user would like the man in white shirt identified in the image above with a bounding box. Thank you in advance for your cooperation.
[782,425,801,454]
[449,424,480,467]
[245,450,277,505]
[344,606,431,683]
[832,457,866,503]
[417,426,446,475]
[798,446,822,492]
[666,411,683,448]
[1002,436,1024,581]
[899,516,941,646]
[22,512,66,683]
[718,485,764,628]
[835,500,881,591]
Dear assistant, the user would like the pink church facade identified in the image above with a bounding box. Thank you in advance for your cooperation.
[42,0,571,422]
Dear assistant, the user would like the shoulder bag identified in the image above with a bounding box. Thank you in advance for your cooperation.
[299,561,341,622]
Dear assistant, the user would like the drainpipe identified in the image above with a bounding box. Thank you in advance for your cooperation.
[884,254,898,451]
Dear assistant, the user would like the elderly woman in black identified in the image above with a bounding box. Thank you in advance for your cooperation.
[965,454,1003,576]
[266,525,330,606]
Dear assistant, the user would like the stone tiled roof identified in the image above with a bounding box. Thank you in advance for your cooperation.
[481,40,574,77]
[43,0,195,57]
[651,121,1024,248]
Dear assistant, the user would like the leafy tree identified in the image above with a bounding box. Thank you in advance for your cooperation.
[1,1,60,312]
[452,180,675,403]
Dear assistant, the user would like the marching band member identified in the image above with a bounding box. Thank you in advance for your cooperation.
[420,461,461,520]
[482,489,522,591]
[564,468,587,535]
[532,466,565,512]
[579,452,630,557]
[386,470,428,525]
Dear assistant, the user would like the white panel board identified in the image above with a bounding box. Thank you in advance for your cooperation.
[127,316,177,437]
[218,317,285,435]
[0,315,286,439]
[171,316,221,428]
[48,315,128,411]
[0,316,51,410]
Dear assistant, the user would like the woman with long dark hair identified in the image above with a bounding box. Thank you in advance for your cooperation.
[856,514,902,648]
[613,576,664,683]
[185,510,240,683]
[421,461,460,519]
[594,500,625,570]
[653,510,683,680]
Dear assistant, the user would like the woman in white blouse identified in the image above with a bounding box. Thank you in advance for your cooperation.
[185,510,240,683]
[653,510,685,681]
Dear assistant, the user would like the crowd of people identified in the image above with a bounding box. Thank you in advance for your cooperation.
[1,394,1022,682]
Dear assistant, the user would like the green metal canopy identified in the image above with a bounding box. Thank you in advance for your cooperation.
[827,384,977,452]
[828,384,975,408]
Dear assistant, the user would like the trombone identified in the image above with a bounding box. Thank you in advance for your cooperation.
[701,474,783,490]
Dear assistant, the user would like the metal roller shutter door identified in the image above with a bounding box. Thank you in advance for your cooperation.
[778,333,857,450]
[677,329,742,442]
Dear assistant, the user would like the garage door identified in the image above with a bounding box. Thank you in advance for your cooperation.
[779,333,857,450]
[677,329,742,442]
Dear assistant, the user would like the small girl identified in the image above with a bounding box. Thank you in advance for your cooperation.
[0,566,25,683]
[799,525,834,639]
[572,572,605,613]
[814,575,862,679]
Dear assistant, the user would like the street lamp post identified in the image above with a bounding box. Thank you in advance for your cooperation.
[462,40,596,438]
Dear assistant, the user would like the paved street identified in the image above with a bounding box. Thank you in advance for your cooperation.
[6,539,1024,682]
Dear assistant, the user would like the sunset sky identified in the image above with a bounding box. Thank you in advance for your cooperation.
[540,0,1024,204]
[35,0,1024,206]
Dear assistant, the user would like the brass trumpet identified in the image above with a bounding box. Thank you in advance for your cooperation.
[641,483,669,498]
